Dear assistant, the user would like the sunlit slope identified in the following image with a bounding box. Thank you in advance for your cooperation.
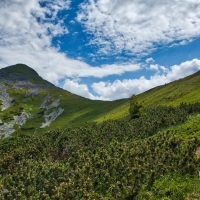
[139,71,200,107]
[108,70,200,120]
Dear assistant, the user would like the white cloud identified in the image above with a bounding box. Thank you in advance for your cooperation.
[0,0,141,85]
[77,0,200,56]
[0,46,141,84]
[149,64,159,71]
[1,1,200,101]
[63,79,96,99]
[145,57,154,63]
[91,59,200,100]
[63,78,110,100]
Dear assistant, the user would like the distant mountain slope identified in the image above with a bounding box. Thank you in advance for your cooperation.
[0,64,127,137]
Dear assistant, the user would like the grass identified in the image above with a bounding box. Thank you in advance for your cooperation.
[170,114,200,140]
[138,174,200,200]
[138,70,200,107]
[103,70,200,121]
[1,64,200,136]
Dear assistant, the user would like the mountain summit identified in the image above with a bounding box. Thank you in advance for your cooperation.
[0,64,127,137]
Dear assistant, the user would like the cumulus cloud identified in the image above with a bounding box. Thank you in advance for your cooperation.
[1,1,200,101]
[145,57,154,63]
[77,0,200,56]
[91,59,200,100]
[149,64,159,71]
[63,79,96,99]
[0,0,140,85]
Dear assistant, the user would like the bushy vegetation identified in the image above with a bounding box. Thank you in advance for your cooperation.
[1,102,200,199]
[138,174,200,199]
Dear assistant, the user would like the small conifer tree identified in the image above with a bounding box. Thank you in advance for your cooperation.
[129,94,142,119]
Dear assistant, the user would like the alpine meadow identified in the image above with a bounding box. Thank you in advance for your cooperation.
[1,64,200,199]
[2,0,200,199]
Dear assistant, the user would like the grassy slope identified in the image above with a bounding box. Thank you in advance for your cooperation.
[139,71,200,107]
[0,64,128,134]
[108,70,200,120]
[57,68,200,122]
[40,86,128,129]
[1,64,200,133]
[1,64,200,198]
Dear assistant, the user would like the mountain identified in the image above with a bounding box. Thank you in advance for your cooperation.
[1,64,200,199]
[0,64,127,137]
[1,64,200,138]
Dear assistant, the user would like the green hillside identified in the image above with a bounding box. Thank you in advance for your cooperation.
[139,70,200,107]
[0,64,127,137]
[1,64,200,137]
[107,70,200,120]
[1,64,200,199]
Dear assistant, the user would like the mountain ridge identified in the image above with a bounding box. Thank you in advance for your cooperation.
[0,64,128,137]
[1,64,200,137]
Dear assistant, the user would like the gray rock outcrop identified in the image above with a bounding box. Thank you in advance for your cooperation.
[0,111,32,138]
[40,95,64,128]
[40,108,64,128]
[0,84,13,111]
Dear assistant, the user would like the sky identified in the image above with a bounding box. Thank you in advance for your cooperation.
[0,0,200,101]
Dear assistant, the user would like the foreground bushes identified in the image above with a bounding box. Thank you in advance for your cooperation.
[1,103,200,199]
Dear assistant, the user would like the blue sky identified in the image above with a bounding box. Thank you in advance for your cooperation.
[0,0,200,100]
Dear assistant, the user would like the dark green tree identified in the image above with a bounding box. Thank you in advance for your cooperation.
[129,94,142,119]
